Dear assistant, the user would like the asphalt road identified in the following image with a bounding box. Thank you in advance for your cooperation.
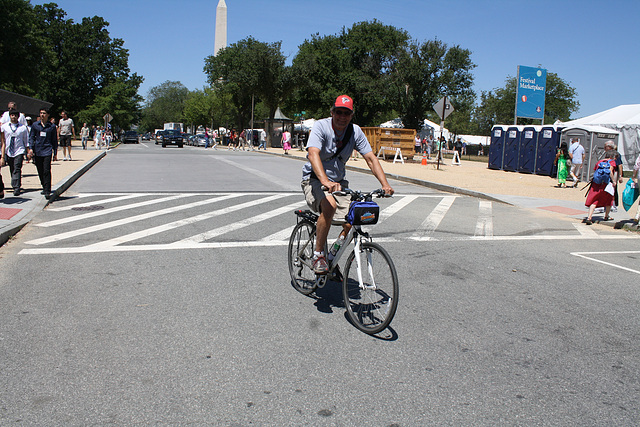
[1,142,639,425]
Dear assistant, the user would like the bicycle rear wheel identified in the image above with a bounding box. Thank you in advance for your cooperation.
[343,242,398,334]
[288,220,318,295]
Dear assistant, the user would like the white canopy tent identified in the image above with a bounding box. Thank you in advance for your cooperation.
[557,104,640,169]
[379,118,453,141]
[293,118,317,132]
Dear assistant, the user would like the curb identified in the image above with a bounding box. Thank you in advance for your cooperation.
[0,150,107,247]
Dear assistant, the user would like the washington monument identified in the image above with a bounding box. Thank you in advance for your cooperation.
[214,0,227,56]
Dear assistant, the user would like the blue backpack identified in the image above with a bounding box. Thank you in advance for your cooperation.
[592,161,611,185]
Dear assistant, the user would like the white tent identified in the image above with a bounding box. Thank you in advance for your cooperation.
[422,119,452,142]
[379,118,404,128]
[457,134,490,146]
[380,118,453,138]
[557,104,640,169]
[294,118,316,132]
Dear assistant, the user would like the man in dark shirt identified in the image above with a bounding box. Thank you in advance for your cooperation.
[29,108,58,199]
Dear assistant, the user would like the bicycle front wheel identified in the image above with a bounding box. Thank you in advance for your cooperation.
[288,220,317,295]
[343,242,398,334]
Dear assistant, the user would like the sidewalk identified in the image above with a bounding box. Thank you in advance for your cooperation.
[261,146,640,231]
[0,142,107,246]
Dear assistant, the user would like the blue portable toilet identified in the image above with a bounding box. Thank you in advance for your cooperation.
[488,125,507,170]
[518,126,538,173]
[503,126,520,171]
[535,126,562,176]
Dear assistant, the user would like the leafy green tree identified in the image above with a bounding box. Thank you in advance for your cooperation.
[288,33,347,119]
[204,36,290,135]
[393,39,475,131]
[290,20,409,126]
[1,1,142,122]
[474,72,580,134]
[0,0,47,95]
[77,75,143,130]
[183,88,213,131]
[140,81,189,131]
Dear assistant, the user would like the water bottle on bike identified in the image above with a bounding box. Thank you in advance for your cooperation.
[327,234,345,263]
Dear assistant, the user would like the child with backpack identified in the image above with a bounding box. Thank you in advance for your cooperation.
[554,143,571,188]
[584,149,617,225]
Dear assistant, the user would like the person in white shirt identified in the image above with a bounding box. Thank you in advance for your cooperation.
[568,137,585,187]
[0,101,28,127]
[1,109,32,196]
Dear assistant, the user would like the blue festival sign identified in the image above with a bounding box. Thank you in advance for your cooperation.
[515,66,547,120]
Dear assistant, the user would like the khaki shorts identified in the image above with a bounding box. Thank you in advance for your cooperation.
[301,179,351,224]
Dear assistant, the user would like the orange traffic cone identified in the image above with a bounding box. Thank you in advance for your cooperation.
[421,151,427,166]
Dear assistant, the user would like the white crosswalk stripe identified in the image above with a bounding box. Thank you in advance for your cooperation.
[83,194,288,249]
[18,192,639,255]
[25,194,245,246]
[475,200,493,237]
[37,194,196,227]
[47,193,151,212]
[409,196,456,241]
[176,200,306,244]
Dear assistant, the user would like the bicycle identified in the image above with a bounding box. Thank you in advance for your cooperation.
[288,188,399,334]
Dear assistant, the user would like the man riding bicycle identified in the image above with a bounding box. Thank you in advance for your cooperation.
[301,95,394,275]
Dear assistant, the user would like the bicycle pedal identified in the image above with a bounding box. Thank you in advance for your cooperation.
[315,275,328,288]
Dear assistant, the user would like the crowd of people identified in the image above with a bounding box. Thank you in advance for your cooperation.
[0,100,116,199]
[413,134,472,160]
[0,101,59,198]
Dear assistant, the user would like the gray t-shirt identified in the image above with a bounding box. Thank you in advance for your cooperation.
[301,117,372,182]
[59,118,74,136]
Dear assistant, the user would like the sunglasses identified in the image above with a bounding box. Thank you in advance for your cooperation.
[333,109,352,116]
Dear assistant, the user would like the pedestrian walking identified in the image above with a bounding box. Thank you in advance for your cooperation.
[238,129,248,151]
[282,129,291,155]
[584,149,617,225]
[554,143,570,188]
[258,129,266,150]
[29,108,58,199]
[80,122,90,150]
[1,109,32,197]
[0,101,27,126]
[58,110,75,160]
[568,137,585,187]
[632,153,640,224]
[604,140,623,211]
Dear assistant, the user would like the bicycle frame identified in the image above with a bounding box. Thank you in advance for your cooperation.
[293,210,374,290]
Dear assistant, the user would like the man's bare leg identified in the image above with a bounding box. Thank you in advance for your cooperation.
[315,196,337,253]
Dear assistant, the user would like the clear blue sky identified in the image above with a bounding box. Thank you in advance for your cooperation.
[34,0,638,120]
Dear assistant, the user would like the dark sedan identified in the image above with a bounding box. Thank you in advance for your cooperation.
[122,131,139,144]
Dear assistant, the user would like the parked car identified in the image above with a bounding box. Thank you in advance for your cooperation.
[122,130,139,144]
[193,134,208,147]
[160,129,184,148]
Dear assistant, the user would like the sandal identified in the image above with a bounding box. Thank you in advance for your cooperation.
[585,219,593,225]
[603,216,612,221]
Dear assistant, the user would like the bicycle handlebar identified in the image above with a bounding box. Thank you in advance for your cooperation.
[321,187,391,200]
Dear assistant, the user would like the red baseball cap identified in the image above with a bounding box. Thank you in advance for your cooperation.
[334,95,353,111]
